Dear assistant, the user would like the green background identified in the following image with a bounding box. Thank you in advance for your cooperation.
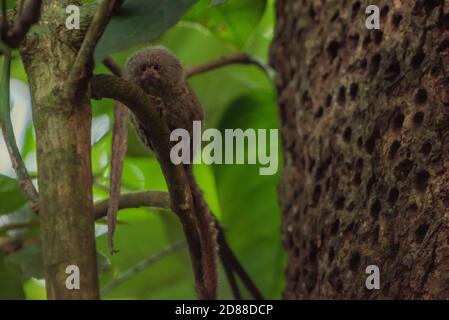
[0,0,285,299]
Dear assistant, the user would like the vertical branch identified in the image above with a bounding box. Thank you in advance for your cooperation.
[20,0,99,299]
[67,0,118,95]
[0,48,39,212]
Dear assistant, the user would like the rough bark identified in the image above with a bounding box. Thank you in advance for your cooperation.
[271,0,449,298]
[20,0,99,299]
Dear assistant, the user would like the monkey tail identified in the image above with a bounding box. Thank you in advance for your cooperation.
[184,164,218,300]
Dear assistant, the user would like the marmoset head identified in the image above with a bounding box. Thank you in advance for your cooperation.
[124,46,184,93]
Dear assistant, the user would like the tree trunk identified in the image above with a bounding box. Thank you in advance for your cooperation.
[20,0,99,299]
[271,0,449,299]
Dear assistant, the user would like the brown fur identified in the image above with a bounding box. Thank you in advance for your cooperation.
[123,46,218,299]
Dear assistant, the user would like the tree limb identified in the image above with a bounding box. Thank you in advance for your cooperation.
[185,53,273,79]
[101,240,186,294]
[103,56,122,76]
[68,0,119,94]
[94,191,170,220]
[91,74,214,299]
[1,0,42,48]
[93,190,263,299]
[0,48,39,213]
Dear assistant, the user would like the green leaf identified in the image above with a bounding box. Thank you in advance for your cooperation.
[95,0,198,62]
[6,242,112,281]
[0,175,26,215]
[0,253,25,299]
[184,0,267,48]
[213,91,286,299]
[5,243,43,279]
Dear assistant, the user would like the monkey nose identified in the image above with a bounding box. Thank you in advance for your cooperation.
[141,70,160,82]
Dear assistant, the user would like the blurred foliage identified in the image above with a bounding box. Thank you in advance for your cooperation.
[0,0,284,300]
[0,175,26,215]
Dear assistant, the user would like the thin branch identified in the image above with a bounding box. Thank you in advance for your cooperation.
[185,53,273,79]
[6,0,41,48]
[0,48,39,213]
[68,0,119,94]
[0,220,38,233]
[101,240,186,293]
[93,190,263,300]
[103,56,122,76]
[94,191,170,220]
[220,246,243,300]
[217,223,264,300]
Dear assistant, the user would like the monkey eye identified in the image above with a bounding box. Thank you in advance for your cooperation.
[140,64,148,72]
[153,63,161,71]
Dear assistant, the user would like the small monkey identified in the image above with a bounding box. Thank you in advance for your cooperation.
[120,46,218,299]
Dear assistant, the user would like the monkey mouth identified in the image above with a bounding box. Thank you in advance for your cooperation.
[141,70,160,83]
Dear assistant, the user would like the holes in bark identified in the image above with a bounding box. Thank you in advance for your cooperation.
[308,242,318,263]
[437,39,449,53]
[343,127,352,143]
[308,5,316,19]
[369,53,381,77]
[384,61,401,80]
[354,173,362,186]
[349,252,361,271]
[345,222,355,233]
[359,58,367,71]
[414,88,428,105]
[315,107,324,118]
[415,170,430,192]
[352,1,361,18]
[389,140,401,159]
[423,0,443,14]
[388,187,399,204]
[421,142,432,155]
[373,30,383,45]
[348,34,360,49]
[316,157,332,180]
[334,196,346,210]
[380,5,389,19]
[394,159,414,180]
[312,185,322,205]
[370,200,381,219]
[415,223,429,243]
[365,129,380,154]
[327,40,341,60]
[349,83,359,100]
[337,86,346,105]
[331,219,340,235]
[411,49,425,68]
[331,10,339,22]
[366,175,375,194]
[413,112,425,126]
[372,225,380,244]
[392,111,405,130]
[408,202,418,213]
[363,35,371,49]
[325,94,332,108]
[392,13,403,29]
[356,158,364,171]
[357,137,363,149]
[347,201,355,212]
[302,90,312,107]
[328,247,335,261]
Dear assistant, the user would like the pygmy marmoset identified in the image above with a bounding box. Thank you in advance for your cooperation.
[122,46,218,299]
